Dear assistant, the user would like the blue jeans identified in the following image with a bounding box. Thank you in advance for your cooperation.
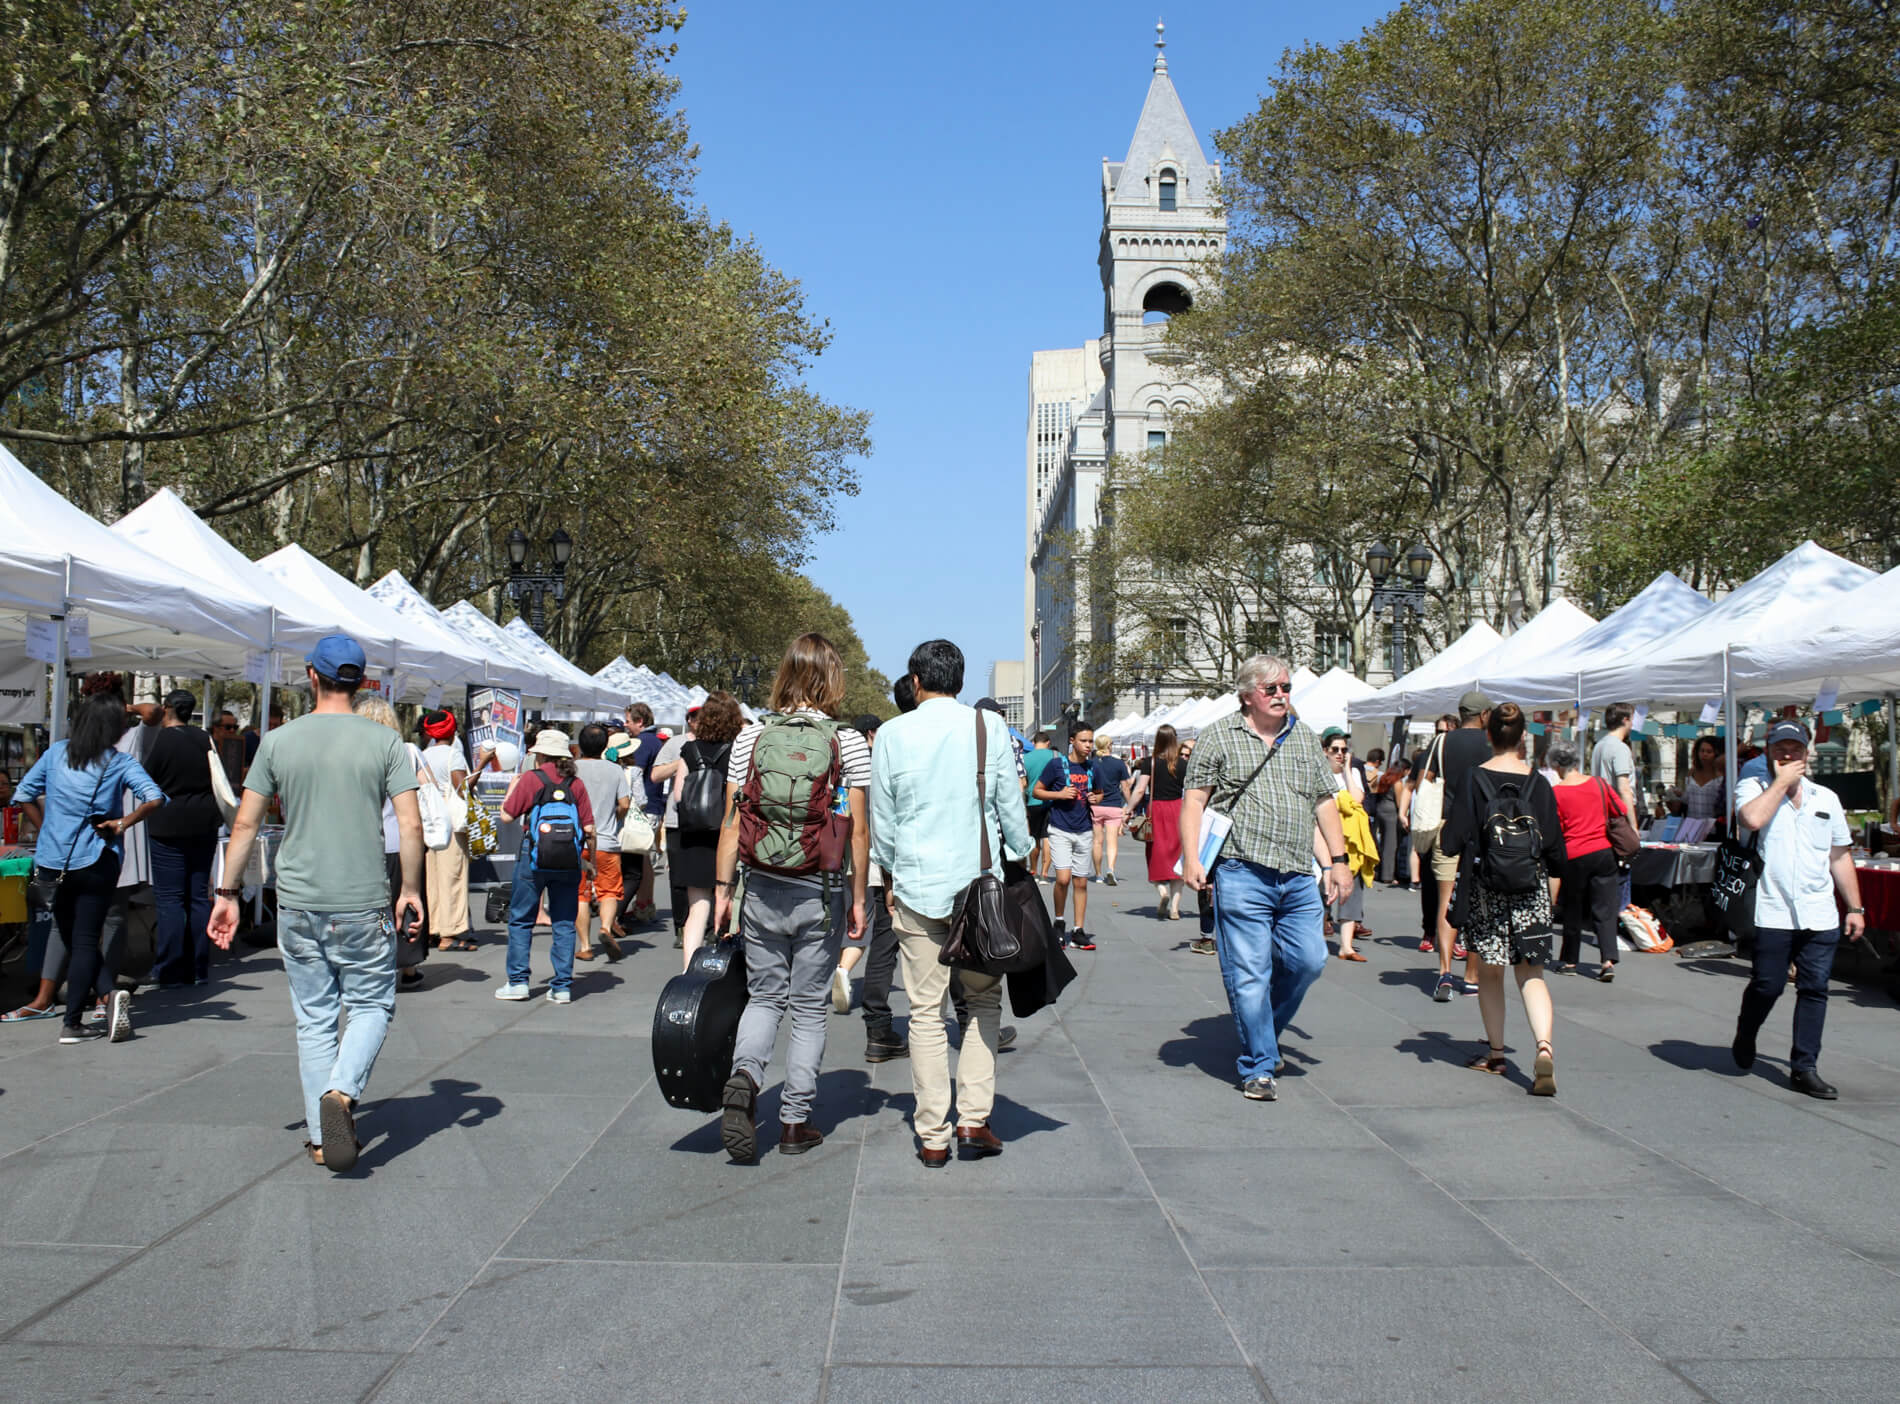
[507,866,579,992]
[278,908,396,1146]
[150,832,217,985]
[1740,924,1840,1072]
[1211,858,1328,1081]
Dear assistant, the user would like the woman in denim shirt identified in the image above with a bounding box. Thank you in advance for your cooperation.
[16,692,165,1043]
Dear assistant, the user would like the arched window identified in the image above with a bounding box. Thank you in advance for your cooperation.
[1141,282,1192,324]
[1158,168,1178,211]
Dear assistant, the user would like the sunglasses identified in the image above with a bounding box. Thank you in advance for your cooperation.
[1255,682,1293,696]
[1326,744,1350,754]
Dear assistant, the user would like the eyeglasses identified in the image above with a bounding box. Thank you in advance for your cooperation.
[1326,744,1350,754]
[1255,682,1293,696]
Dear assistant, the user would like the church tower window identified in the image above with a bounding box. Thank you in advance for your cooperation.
[1158,169,1178,211]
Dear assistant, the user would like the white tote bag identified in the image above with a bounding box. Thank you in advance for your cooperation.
[416,773,452,851]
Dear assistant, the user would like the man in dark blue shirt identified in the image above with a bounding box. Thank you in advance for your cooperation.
[1033,723,1100,950]
[624,702,666,923]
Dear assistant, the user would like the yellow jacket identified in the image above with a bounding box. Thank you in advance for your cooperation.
[1333,788,1379,885]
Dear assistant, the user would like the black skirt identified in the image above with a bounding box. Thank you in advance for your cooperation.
[667,828,719,891]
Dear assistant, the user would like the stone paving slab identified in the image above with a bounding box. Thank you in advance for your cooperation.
[0,866,1894,1400]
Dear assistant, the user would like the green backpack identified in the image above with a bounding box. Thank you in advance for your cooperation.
[735,713,851,876]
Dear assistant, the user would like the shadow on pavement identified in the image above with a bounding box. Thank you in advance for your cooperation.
[1649,1038,1750,1077]
[668,1068,897,1158]
[1158,1015,1239,1081]
[352,1077,504,1173]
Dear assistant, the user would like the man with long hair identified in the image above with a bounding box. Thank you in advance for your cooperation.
[713,633,871,1162]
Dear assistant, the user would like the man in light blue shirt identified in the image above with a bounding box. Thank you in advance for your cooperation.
[871,639,1031,1168]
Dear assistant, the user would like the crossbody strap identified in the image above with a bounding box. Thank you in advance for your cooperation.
[972,710,993,875]
[52,756,112,875]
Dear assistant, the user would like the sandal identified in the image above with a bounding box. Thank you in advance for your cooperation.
[1465,1045,1508,1075]
[1598,963,1615,983]
[1531,1040,1556,1096]
[2,1004,61,1022]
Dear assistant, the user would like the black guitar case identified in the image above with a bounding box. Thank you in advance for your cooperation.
[651,937,749,1112]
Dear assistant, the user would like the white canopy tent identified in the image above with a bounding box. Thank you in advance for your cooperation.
[1392,600,1598,718]
[110,488,392,667]
[1292,666,1379,734]
[256,546,493,696]
[1480,572,1711,708]
[440,602,613,714]
[1348,622,1504,722]
[1291,665,1320,694]
[1728,564,1900,703]
[367,572,552,701]
[1174,694,1238,738]
[500,617,625,717]
[1577,541,1877,708]
[1,450,275,729]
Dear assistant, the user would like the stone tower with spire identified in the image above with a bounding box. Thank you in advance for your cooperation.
[1027,24,1226,726]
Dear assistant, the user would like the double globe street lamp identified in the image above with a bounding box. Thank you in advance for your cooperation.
[506,527,573,635]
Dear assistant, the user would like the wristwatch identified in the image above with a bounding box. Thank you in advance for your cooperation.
[215,886,243,899]
[1846,905,1865,914]
[1330,854,1349,866]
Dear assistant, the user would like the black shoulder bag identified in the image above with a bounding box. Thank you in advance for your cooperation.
[1709,826,1764,945]
[942,711,1050,975]
[28,764,112,910]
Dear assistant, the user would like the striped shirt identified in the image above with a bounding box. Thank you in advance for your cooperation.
[726,709,872,888]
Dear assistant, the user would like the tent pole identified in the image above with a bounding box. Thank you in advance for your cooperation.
[49,558,72,741]
[1888,694,1898,822]
[1723,648,1738,829]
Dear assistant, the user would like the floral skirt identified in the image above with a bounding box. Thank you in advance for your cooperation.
[1463,873,1554,968]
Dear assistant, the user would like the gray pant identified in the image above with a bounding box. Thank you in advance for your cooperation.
[731,873,845,1125]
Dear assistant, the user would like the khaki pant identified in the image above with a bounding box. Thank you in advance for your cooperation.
[425,833,470,937]
[894,897,1004,1149]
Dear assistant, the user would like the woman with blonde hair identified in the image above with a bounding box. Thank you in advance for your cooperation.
[354,692,432,987]
[711,634,872,1162]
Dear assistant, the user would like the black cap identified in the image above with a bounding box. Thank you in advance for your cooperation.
[975,697,1004,715]
[853,713,882,736]
[1766,718,1811,748]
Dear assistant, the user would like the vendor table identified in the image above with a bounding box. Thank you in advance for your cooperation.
[1852,860,1900,932]
[1631,842,1720,889]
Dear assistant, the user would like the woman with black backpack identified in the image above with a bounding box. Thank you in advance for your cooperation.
[654,691,744,969]
[1441,703,1567,1095]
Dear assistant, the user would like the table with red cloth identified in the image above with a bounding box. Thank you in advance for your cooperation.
[1849,861,1900,931]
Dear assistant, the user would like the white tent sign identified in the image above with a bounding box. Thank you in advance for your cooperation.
[244,650,272,684]
[64,609,91,659]
[0,653,45,722]
[23,617,57,663]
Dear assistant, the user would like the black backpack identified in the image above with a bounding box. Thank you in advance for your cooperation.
[678,741,731,835]
[1476,775,1543,895]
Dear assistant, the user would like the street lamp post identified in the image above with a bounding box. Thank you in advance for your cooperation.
[1367,541,1432,749]
[506,527,572,635]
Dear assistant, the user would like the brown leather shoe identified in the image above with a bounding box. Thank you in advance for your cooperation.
[917,1144,950,1169]
[778,1121,825,1155]
[955,1124,1004,1159]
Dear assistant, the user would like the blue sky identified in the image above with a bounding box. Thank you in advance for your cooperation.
[668,2,1395,701]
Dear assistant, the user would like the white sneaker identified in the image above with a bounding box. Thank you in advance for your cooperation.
[107,989,133,1043]
[831,966,851,1014]
[545,989,571,1004]
[494,983,531,1001]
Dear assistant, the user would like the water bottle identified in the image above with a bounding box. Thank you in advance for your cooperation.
[833,783,849,817]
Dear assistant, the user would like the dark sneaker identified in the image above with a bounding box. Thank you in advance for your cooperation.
[1070,930,1096,951]
[865,1035,910,1063]
[997,1025,1017,1050]
[59,1026,107,1044]
[1458,980,1481,997]
[1731,1023,1757,1071]
[1053,918,1067,947]
[1189,937,1217,956]
[1240,1076,1277,1101]
[1103,871,1118,886]
[318,1091,359,1172]
[1433,973,1456,1003]
[721,1068,759,1162]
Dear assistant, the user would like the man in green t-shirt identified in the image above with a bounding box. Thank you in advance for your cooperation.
[1021,729,1061,879]
[209,635,421,1172]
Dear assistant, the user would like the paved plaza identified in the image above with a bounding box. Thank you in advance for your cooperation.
[0,865,1896,1402]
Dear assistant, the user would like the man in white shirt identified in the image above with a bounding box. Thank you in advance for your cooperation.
[1730,718,1865,1099]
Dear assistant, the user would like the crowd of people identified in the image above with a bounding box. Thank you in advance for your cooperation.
[5,631,1871,1173]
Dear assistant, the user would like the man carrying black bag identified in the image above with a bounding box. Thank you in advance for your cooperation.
[871,640,1035,1168]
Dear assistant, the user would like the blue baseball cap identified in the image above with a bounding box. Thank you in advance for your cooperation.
[305,634,367,683]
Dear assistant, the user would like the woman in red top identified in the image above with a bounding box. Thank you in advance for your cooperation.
[1547,738,1626,980]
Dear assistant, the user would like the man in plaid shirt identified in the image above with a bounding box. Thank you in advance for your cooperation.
[1183,655,1351,1102]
